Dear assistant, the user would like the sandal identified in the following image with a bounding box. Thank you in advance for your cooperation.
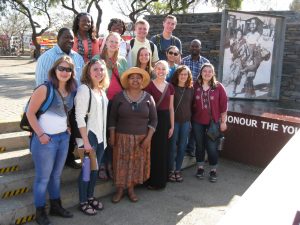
[98,167,108,180]
[128,192,138,203]
[111,188,124,203]
[88,197,104,210]
[168,171,176,182]
[79,202,97,216]
[175,171,183,182]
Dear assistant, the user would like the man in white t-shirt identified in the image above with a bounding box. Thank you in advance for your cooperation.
[129,19,159,67]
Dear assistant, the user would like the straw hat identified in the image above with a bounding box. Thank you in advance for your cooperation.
[120,67,150,89]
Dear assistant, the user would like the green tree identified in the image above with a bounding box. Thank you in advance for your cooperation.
[114,0,243,23]
[290,0,300,11]
[0,0,52,58]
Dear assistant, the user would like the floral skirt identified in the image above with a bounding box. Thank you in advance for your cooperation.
[113,133,150,188]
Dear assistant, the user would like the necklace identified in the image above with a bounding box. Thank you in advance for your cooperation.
[77,33,92,60]
[58,89,67,97]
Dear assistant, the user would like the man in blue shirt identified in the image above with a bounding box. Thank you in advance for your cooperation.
[150,15,182,62]
[35,28,84,86]
[35,28,84,169]
[181,39,209,81]
[181,39,210,157]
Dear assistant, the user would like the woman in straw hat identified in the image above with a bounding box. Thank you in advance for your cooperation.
[108,67,157,203]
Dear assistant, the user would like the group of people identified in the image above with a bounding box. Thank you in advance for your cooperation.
[27,13,228,225]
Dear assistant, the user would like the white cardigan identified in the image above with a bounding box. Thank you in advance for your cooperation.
[75,84,108,149]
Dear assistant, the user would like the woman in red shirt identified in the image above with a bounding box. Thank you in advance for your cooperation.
[192,63,228,183]
[72,13,100,63]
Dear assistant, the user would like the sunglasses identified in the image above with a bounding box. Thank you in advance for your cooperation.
[168,51,179,56]
[131,102,139,111]
[57,66,72,72]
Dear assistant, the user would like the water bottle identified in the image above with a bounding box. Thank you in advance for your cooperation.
[218,135,225,151]
[82,153,90,182]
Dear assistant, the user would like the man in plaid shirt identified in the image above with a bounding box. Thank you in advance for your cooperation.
[181,39,210,81]
[181,39,210,157]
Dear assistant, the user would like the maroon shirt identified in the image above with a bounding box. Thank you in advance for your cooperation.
[192,81,228,125]
[144,81,175,111]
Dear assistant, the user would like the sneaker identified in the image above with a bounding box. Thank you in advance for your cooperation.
[209,170,217,183]
[196,168,204,179]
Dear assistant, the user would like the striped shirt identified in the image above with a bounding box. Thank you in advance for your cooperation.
[181,55,210,81]
[35,45,85,86]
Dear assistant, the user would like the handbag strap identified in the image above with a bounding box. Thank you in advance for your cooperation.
[174,87,185,113]
[156,83,169,108]
[112,67,123,89]
[57,90,70,127]
[86,87,92,122]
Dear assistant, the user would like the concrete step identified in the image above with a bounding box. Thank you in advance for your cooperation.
[0,180,114,225]
[0,131,29,153]
[0,167,81,200]
[0,149,33,173]
[0,121,22,134]
[0,151,195,224]
[0,156,195,200]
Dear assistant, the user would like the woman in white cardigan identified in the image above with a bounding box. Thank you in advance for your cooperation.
[75,59,109,215]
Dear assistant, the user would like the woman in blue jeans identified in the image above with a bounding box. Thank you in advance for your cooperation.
[169,65,194,182]
[27,56,77,225]
[192,63,228,183]
[75,59,109,215]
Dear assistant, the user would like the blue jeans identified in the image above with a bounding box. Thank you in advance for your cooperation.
[30,131,70,207]
[192,122,219,169]
[186,131,196,154]
[78,131,105,203]
[169,121,190,171]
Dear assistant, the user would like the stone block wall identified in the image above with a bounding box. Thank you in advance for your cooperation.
[146,11,300,102]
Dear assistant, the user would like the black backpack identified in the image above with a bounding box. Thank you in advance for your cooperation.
[20,82,54,132]
[130,38,155,55]
[155,34,177,56]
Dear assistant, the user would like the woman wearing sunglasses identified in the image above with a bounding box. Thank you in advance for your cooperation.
[166,45,180,82]
[26,56,77,225]
[75,59,109,215]
[108,67,157,203]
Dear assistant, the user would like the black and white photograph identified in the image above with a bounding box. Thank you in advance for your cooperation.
[219,10,285,100]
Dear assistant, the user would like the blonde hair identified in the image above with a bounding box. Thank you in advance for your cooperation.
[100,32,121,69]
[154,60,169,72]
[81,59,110,90]
[134,19,150,29]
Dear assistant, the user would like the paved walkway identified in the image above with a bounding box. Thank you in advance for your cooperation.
[28,161,261,225]
[0,57,36,122]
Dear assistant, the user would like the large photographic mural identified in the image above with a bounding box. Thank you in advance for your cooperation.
[219,10,286,100]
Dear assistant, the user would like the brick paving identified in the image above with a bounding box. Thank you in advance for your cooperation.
[0,57,36,122]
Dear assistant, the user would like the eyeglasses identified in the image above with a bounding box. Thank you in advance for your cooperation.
[131,102,139,111]
[168,51,179,56]
[57,66,72,72]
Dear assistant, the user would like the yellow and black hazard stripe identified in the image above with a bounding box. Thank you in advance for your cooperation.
[0,165,19,174]
[0,146,6,152]
[15,214,35,225]
[2,187,29,199]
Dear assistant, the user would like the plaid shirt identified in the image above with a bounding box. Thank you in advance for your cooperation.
[181,55,210,80]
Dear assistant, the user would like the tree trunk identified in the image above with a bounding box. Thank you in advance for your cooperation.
[32,33,41,59]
